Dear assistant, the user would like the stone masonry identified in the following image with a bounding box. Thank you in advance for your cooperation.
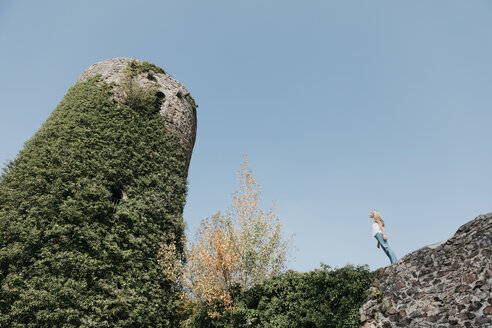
[77,58,197,167]
[360,213,492,328]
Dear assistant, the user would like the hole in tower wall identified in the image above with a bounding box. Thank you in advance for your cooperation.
[147,72,157,81]
[111,187,123,205]
[155,91,165,113]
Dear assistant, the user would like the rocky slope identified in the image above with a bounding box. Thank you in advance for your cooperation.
[360,213,492,328]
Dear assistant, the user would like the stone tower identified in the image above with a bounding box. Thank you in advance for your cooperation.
[77,57,197,166]
[0,58,197,326]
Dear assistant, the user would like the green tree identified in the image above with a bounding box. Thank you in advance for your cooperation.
[183,157,292,322]
[0,61,192,327]
[230,157,291,290]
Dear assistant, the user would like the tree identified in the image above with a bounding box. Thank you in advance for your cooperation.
[230,157,290,290]
[186,213,240,316]
[184,156,291,320]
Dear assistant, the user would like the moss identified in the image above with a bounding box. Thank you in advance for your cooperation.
[371,287,383,303]
[0,75,187,327]
[185,94,198,111]
[126,59,165,78]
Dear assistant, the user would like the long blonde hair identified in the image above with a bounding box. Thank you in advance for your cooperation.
[370,210,385,227]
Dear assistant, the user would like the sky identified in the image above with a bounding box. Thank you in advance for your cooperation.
[0,0,491,271]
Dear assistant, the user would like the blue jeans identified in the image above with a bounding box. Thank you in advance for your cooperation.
[375,233,398,264]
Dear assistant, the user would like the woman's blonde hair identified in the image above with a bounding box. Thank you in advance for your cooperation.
[370,209,385,227]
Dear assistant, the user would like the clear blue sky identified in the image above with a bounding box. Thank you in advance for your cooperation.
[1,1,491,271]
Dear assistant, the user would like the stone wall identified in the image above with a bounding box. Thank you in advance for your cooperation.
[360,213,492,328]
[77,58,197,167]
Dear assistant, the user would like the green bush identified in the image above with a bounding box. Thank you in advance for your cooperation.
[242,265,374,328]
[0,71,188,327]
[188,265,374,328]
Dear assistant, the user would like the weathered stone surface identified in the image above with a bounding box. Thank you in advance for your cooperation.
[359,213,492,328]
[77,58,197,167]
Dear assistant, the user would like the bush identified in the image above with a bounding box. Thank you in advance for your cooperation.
[242,265,374,328]
[189,265,374,328]
[0,69,188,327]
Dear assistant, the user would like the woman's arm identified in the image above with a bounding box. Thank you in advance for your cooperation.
[378,222,387,241]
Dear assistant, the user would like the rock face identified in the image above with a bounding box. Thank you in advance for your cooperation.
[360,213,492,328]
[77,57,197,166]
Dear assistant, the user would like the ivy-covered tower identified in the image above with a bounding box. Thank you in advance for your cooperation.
[0,58,197,327]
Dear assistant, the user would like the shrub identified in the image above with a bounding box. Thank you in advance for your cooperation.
[189,265,374,328]
[126,59,166,77]
[241,265,374,328]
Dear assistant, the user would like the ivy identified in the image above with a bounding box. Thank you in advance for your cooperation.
[185,94,198,111]
[0,72,188,327]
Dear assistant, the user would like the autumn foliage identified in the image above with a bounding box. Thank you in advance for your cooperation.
[186,214,239,315]
[183,157,291,319]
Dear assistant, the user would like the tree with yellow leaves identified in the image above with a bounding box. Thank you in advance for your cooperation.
[184,156,292,319]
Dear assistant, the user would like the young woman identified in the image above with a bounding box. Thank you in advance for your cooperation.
[370,210,398,264]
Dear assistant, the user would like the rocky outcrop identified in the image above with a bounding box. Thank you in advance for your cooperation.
[77,58,197,166]
[360,213,492,328]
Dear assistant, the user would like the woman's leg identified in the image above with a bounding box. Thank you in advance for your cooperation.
[375,233,398,264]
[387,246,398,263]
[375,233,392,262]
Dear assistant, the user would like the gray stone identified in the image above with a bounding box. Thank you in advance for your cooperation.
[359,213,492,327]
[77,58,197,168]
